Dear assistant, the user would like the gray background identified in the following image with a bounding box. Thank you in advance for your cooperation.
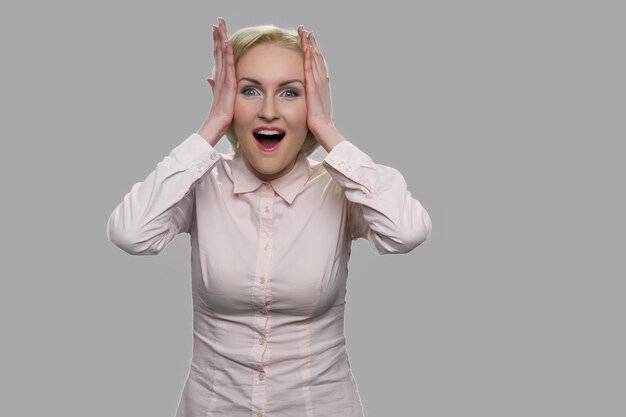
[1,1,624,416]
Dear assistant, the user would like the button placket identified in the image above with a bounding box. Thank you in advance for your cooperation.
[249,187,275,414]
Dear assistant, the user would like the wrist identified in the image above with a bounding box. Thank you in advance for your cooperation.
[198,117,230,147]
[311,122,345,153]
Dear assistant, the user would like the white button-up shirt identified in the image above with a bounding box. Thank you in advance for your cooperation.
[107,133,432,416]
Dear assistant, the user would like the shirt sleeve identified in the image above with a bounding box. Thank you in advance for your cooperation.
[106,133,222,256]
[322,140,432,255]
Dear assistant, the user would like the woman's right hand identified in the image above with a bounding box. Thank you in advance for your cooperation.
[199,17,236,145]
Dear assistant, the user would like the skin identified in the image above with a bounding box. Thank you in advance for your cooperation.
[233,43,308,181]
[198,17,346,181]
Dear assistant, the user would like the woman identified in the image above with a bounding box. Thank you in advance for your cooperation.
[107,17,432,417]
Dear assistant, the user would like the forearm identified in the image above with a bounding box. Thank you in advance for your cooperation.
[107,133,221,255]
[323,140,432,254]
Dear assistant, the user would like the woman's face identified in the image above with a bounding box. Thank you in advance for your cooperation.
[233,43,308,181]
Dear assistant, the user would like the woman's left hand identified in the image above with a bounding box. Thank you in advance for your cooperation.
[298,26,334,137]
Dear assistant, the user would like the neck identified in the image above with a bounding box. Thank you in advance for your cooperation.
[242,154,299,182]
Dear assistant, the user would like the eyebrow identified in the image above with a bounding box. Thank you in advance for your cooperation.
[238,77,304,87]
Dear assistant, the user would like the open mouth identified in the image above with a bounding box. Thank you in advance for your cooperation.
[253,129,286,151]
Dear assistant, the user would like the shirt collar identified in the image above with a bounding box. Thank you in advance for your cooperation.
[231,153,312,205]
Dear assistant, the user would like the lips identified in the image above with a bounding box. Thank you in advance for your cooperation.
[253,126,286,151]
[253,126,286,134]
[253,126,286,140]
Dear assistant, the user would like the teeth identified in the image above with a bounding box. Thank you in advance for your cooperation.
[256,129,283,135]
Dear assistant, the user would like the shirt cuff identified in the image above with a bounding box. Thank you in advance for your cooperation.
[172,133,223,181]
[323,140,373,179]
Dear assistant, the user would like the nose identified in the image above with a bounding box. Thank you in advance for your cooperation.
[258,96,279,121]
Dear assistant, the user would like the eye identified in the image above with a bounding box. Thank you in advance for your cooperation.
[282,89,299,98]
[241,87,258,96]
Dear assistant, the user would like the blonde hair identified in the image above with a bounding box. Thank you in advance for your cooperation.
[223,24,320,158]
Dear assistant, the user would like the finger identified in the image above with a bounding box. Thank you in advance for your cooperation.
[301,29,322,107]
[218,17,225,31]
[211,25,219,79]
[214,24,223,84]
[306,32,324,87]
[306,32,326,82]
[305,42,332,119]
[299,27,310,54]
[309,32,329,79]
[304,45,320,104]
[220,17,229,36]
[297,25,305,48]
[303,44,312,88]
[218,17,228,47]
[224,38,235,88]
[218,18,229,84]
[212,25,218,59]
[307,32,327,84]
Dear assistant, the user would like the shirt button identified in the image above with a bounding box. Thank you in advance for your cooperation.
[210,152,218,160]
[347,166,352,172]
[259,276,266,284]
[330,155,336,161]
[258,372,265,381]
[264,244,271,251]
[338,161,344,167]
[264,205,271,213]
[258,337,266,345]
[257,411,264,417]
